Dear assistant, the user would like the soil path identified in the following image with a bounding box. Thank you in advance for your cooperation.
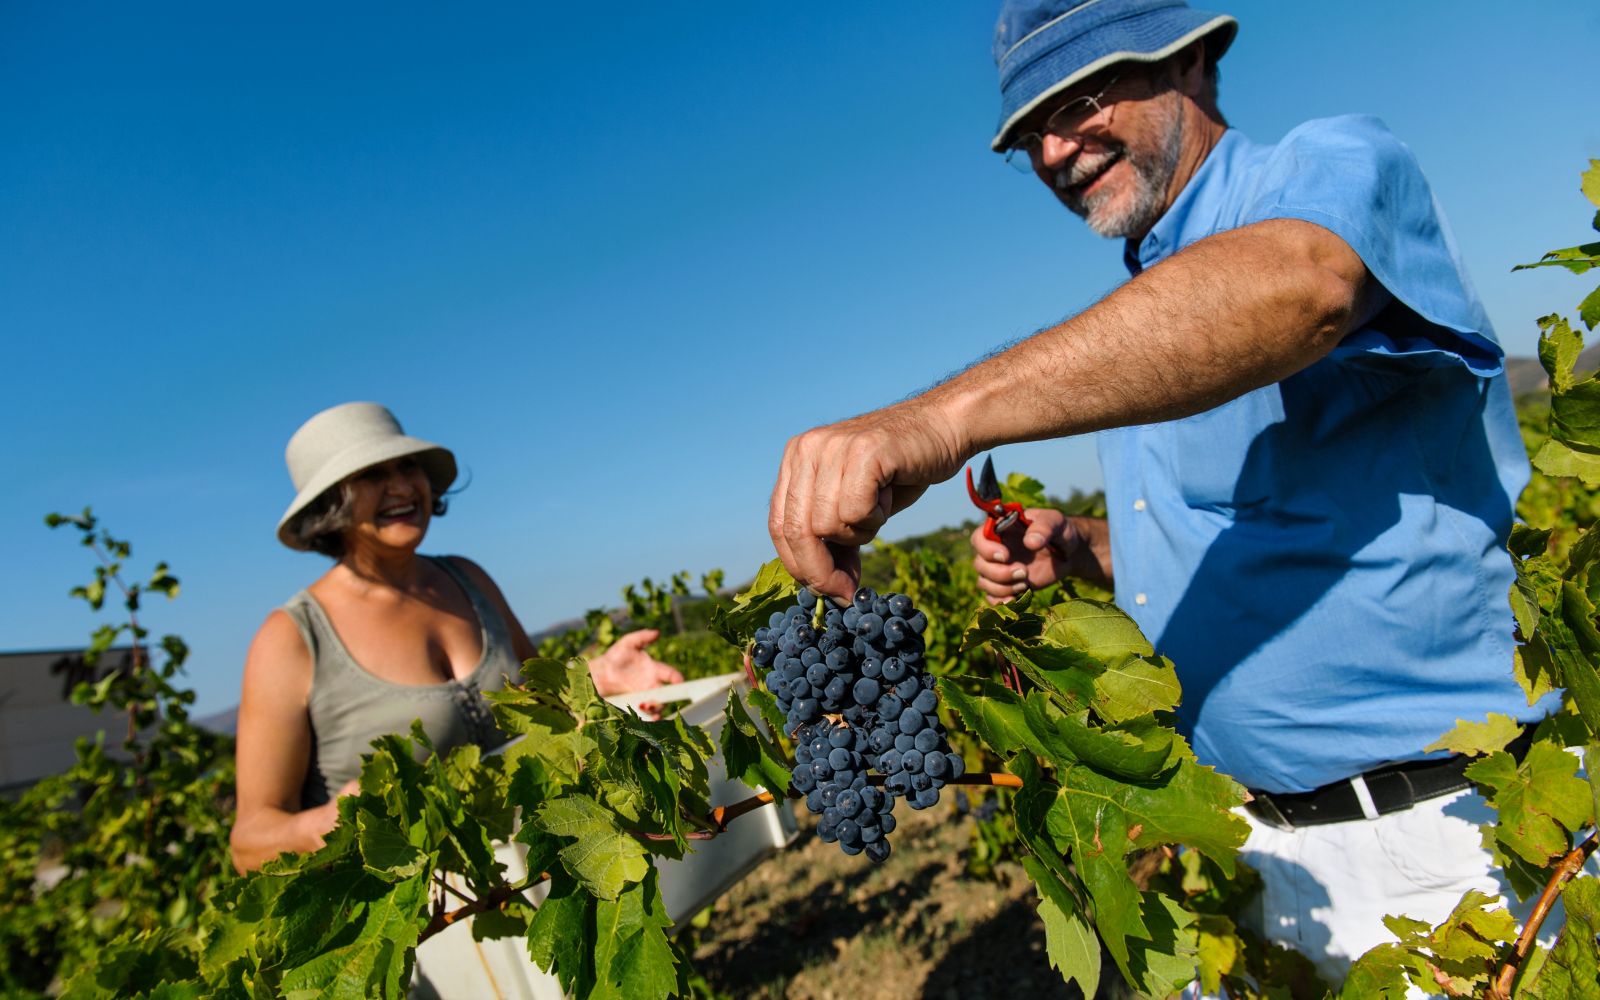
[692,799,1098,1000]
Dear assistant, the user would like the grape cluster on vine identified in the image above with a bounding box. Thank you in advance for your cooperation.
[752,585,965,861]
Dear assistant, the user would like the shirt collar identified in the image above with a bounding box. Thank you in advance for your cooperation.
[1125,128,1249,276]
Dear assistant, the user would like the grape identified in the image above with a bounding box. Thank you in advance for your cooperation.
[756,585,965,861]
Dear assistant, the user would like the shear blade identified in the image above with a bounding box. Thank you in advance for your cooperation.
[976,455,1002,502]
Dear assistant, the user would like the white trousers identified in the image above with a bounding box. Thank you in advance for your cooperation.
[1185,787,1595,997]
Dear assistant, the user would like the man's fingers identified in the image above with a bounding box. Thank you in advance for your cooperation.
[977,575,1027,600]
[1022,508,1070,551]
[657,664,685,685]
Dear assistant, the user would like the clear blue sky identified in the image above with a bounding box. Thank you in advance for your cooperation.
[3,3,1597,715]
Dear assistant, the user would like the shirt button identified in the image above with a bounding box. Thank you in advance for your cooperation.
[1135,593,1148,606]
[1133,499,1147,511]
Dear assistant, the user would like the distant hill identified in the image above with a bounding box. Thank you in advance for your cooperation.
[1506,345,1600,397]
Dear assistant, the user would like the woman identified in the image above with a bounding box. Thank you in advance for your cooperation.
[230,402,682,872]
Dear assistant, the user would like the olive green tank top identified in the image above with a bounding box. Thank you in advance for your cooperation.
[282,555,520,808]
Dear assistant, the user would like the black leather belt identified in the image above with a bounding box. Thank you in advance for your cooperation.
[1244,725,1536,830]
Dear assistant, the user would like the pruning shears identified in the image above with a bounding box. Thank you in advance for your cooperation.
[965,455,1032,544]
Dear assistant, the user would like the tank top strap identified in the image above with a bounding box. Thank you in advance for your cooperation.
[280,589,335,684]
[429,555,516,676]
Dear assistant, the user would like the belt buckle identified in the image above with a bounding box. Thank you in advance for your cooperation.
[1246,792,1295,832]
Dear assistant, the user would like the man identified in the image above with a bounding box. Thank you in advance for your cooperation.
[767,0,1555,983]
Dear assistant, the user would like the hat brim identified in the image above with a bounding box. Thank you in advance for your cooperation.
[991,10,1237,152]
[275,438,457,550]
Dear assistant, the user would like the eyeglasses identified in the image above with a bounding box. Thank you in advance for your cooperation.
[1004,72,1122,173]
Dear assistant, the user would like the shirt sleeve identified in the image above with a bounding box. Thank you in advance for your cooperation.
[1239,115,1502,376]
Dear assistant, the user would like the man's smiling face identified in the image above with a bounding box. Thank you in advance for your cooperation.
[1021,65,1186,240]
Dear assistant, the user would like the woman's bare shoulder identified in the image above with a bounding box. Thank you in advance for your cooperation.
[440,554,503,595]
[243,609,313,692]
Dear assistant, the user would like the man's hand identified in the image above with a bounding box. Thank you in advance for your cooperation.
[971,510,1113,603]
[590,629,685,696]
[769,401,969,602]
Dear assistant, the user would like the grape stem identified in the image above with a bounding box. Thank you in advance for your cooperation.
[993,649,1024,695]
[1488,830,1599,999]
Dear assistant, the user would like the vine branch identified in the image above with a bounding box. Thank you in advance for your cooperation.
[1489,831,1599,1000]
[418,773,1028,940]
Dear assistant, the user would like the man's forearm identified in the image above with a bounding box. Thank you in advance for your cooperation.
[921,219,1373,455]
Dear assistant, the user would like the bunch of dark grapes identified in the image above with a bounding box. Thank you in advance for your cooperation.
[751,586,965,861]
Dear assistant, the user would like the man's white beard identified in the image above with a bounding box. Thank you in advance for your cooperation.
[1067,92,1185,239]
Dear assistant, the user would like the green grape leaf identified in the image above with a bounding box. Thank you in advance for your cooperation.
[533,794,650,900]
[1541,312,1586,395]
[278,871,430,1000]
[470,900,530,942]
[1000,472,1051,509]
[1123,891,1200,999]
[1546,583,1600,731]
[1532,437,1600,487]
[1523,875,1600,998]
[1032,757,1246,975]
[1021,854,1101,997]
[200,873,286,979]
[1581,284,1600,333]
[1192,914,1243,997]
[272,867,377,960]
[962,599,1101,707]
[1041,599,1155,662]
[356,809,428,881]
[527,872,599,998]
[1423,713,1526,757]
[1338,943,1431,998]
[1466,740,1593,866]
[1009,753,1090,904]
[939,677,1048,761]
[1428,890,1516,969]
[1023,697,1176,780]
[488,658,592,732]
[591,712,714,853]
[1092,655,1182,723]
[708,558,798,648]
[1515,243,1600,276]
[1551,381,1600,458]
[1516,636,1562,708]
[1583,159,1600,209]
[746,685,788,739]
[140,984,205,1000]
[718,687,790,801]
[1510,523,1555,562]
[591,869,678,1000]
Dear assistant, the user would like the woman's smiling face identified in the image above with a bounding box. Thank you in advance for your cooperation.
[342,455,434,553]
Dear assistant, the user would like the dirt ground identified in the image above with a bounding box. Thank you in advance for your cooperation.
[690,798,1098,1000]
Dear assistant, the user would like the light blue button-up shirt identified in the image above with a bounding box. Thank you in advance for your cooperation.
[1099,116,1549,794]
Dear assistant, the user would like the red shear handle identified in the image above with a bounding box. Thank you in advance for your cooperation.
[981,504,1032,544]
[966,467,1033,543]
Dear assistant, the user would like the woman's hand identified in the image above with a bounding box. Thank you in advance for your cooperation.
[589,629,685,696]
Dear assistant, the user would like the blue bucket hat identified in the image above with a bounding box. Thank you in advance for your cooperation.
[991,0,1237,151]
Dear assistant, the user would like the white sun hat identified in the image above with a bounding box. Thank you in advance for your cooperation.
[276,402,457,550]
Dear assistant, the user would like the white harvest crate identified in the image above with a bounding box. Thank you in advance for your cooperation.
[411,672,796,999]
